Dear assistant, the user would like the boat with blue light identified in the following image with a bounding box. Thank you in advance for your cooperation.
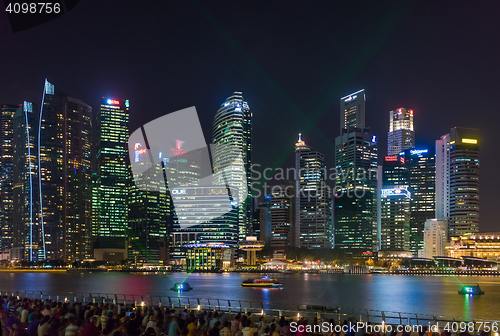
[242,274,283,288]
[458,284,484,295]
[171,282,193,292]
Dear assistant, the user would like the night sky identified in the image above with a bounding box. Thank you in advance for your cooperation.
[1,1,499,231]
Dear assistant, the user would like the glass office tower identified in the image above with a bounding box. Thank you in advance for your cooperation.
[0,104,18,253]
[335,90,378,258]
[93,98,130,257]
[388,108,415,155]
[212,92,252,241]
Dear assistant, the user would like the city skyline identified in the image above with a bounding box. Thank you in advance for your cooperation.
[2,1,499,230]
[1,1,499,235]
[1,1,500,325]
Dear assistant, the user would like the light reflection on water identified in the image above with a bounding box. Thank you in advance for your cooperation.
[0,272,498,320]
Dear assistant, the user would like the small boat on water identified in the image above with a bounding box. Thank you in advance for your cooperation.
[171,282,193,292]
[458,284,484,295]
[242,274,283,288]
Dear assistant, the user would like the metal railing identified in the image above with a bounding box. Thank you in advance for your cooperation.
[1,290,497,329]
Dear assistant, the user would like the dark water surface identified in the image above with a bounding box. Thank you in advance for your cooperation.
[0,272,499,320]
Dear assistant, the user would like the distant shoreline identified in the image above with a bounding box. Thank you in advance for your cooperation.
[0,268,499,276]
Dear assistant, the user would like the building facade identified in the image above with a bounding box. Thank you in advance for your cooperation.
[380,187,411,252]
[0,104,18,254]
[268,184,294,253]
[447,232,500,261]
[423,219,448,258]
[39,80,92,262]
[11,81,93,262]
[171,186,239,247]
[212,92,252,241]
[340,89,365,133]
[387,108,415,155]
[295,135,333,249]
[404,149,436,255]
[93,98,130,257]
[12,102,41,261]
[334,90,378,258]
[436,127,480,237]
[252,196,271,247]
[128,155,170,265]
[186,243,227,271]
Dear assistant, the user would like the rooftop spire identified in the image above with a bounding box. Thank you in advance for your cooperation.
[295,133,307,149]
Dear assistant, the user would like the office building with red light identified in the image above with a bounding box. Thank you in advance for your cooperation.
[93,97,130,260]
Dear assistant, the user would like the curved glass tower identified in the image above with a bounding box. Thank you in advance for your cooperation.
[212,92,252,240]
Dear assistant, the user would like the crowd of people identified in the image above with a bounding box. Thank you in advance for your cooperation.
[0,296,296,336]
[0,296,490,336]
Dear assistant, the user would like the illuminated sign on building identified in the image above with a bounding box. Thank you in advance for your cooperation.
[172,189,187,195]
[344,94,357,102]
[171,140,186,157]
[410,149,428,155]
[462,138,478,144]
[134,143,147,162]
[106,99,120,105]
[381,188,411,198]
[372,135,377,143]
[385,156,398,162]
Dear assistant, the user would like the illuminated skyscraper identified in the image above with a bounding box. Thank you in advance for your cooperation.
[387,108,415,155]
[380,149,436,256]
[12,101,42,261]
[436,127,480,237]
[0,104,18,253]
[268,184,294,253]
[402,148,436,255]
[93,98,130,259]
[380,155,411,253]
[380,187,411,252]
[295,134,333,248]
[340,89,365,133]
[128,156,170,265]
[212,92,252,240]
[334,90,378,258]
[38,80,92,262]
[170,186,239,247]
[11,80,92,262]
